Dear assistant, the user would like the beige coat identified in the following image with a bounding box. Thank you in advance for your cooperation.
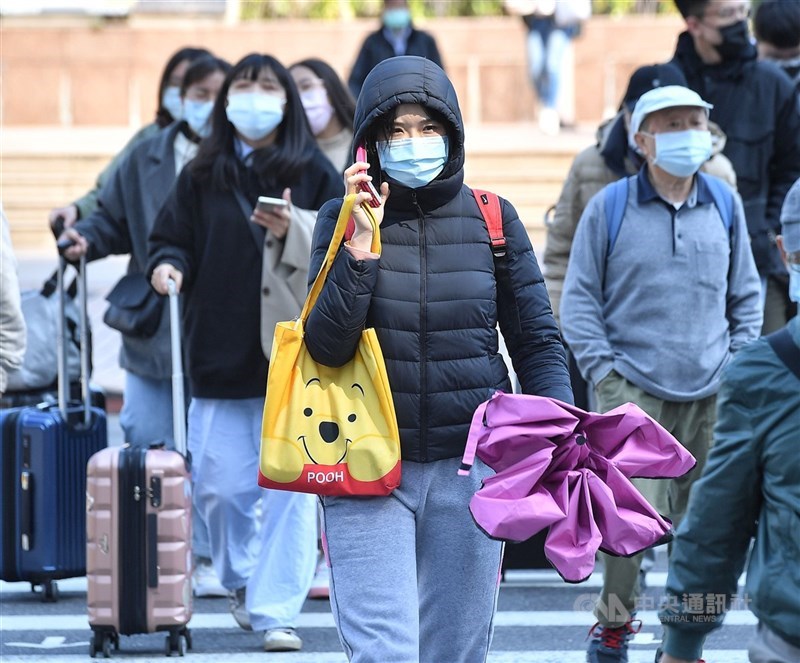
[0,208,27,394]
[260,206,317,359]
[543,113,737,323]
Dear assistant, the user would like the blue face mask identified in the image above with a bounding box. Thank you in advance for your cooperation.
[383,7,411,30]
[225,92,284,142]
[183,99,214,138]
[162,86,184,122]
[376,136,449,189]
[790,264,800,304]
[645,129,713,178]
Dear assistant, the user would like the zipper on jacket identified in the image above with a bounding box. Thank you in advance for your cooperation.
[413,191,429,461]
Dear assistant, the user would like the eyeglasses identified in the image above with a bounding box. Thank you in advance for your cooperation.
[701,2,751,23]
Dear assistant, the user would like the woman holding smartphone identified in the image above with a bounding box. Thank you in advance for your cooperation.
[304,56,573,662]
[147,53,341,653]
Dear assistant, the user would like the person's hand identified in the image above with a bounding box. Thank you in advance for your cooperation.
[57,228,89,262]
[658,654,695,663]
[48,205,78,234]
[343,160,390,252]
[151,263,183,295]
[251,187,292,239]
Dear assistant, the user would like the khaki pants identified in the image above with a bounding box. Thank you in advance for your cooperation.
[593,371,717,627]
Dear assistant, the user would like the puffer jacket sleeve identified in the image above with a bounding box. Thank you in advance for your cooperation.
[499,198,573,404]
[304,198,380,368]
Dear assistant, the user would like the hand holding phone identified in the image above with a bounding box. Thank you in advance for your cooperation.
[355,145,381,208]
[256,196,289,215]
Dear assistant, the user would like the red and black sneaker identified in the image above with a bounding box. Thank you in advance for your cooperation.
[586,616,642,663]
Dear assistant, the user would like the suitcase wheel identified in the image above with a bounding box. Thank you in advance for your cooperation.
[90,631,114,658]
[38,580,59,603]
[165,630,188,657]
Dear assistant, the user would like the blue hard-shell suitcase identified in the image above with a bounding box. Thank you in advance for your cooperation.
[0,255,107,600]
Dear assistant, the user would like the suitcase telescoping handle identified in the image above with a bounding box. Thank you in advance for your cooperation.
[167,279,187,457]
[55,251,91,424]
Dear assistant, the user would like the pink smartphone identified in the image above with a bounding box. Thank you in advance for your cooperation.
[355,144,381,208]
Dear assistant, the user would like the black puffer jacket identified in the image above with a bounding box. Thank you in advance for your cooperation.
[671,32,800,279]
[305,56,572,463]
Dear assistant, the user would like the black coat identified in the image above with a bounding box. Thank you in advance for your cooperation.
[147,148,341,400]
[305,56,572,463]
[348,26,443,99]
[671,32,800,279]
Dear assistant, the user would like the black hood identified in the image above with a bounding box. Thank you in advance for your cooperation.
[352,56,465,213]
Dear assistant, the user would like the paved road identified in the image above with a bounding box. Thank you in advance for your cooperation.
[6,248,755,662]
[1,559,755,662]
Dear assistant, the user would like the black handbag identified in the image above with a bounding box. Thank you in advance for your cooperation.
[103,273,164,338]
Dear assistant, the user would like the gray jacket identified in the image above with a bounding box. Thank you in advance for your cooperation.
[561,167,762,401]
[74,123,185,380]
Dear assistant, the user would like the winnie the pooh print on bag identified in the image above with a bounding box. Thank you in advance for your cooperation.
[259,321,401,496]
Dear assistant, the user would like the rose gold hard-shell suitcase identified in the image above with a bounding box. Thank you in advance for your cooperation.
[86,280,192,658]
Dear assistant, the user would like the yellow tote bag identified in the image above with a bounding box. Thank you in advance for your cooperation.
[258,194,401,496]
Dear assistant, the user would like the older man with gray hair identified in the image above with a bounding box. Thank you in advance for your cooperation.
[560,84,763,663]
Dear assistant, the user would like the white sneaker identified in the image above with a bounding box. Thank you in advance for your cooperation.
[307,557,329,600]
[227,586,252,631]
[193,557,226,598]
[538,107,561,136]
[263,627,302,652]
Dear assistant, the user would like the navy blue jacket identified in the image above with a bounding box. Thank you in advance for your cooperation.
[305,56,572,463]
[671,32,800,279]
[348,27,443,99]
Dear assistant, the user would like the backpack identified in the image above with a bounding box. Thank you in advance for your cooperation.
[603,172,735,255]
[766,326,800,380]
[343,188,506,255]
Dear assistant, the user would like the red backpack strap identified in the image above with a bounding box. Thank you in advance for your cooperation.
[471,189,506,258]
[344,216,356,242]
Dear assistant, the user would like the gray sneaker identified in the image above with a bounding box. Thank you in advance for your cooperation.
[263,627,302,652]
[227,587,252,631]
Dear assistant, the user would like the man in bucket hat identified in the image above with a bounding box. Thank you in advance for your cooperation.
[560,84,763,663]
[658,178,800,663]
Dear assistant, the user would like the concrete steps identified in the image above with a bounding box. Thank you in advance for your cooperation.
[1,125,595,252]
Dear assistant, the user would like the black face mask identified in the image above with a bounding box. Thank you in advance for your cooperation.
[714,20,752,61]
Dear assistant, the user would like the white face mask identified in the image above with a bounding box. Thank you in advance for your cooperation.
[300,87,335,136]
[225,92,285,142]
[162,86,184,122]
[183,99,214,138]
[376,135,449,189]
[790,264,800,304]
[642,129,713,178]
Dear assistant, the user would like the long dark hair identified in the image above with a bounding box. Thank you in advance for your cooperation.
[290,58,356,132]
[155,47,213,127]
[190,53,319,192]
[180,56,232,97]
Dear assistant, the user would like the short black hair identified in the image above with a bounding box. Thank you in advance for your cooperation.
[156,47,213,127]
[190,53,319,192]
[754,0,800,49]
[674,0,711,19]
[180,56,232,97]
[290,58,356,132]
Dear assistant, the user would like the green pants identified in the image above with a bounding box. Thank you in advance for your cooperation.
[593,370,716,627]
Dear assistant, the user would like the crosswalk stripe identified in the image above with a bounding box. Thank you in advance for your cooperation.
[0,651,751,663]
[0,609,758,631]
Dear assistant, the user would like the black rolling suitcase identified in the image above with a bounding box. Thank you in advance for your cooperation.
[0,254,107,600]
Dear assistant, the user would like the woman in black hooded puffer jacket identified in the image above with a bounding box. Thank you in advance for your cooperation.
[305,56,572,663]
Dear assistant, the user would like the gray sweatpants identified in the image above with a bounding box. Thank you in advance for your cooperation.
[321,457,503,663]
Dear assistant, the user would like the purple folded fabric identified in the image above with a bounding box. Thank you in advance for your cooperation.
[459,392,695,582]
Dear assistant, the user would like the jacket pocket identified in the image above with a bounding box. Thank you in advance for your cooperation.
[694,239,730,291]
